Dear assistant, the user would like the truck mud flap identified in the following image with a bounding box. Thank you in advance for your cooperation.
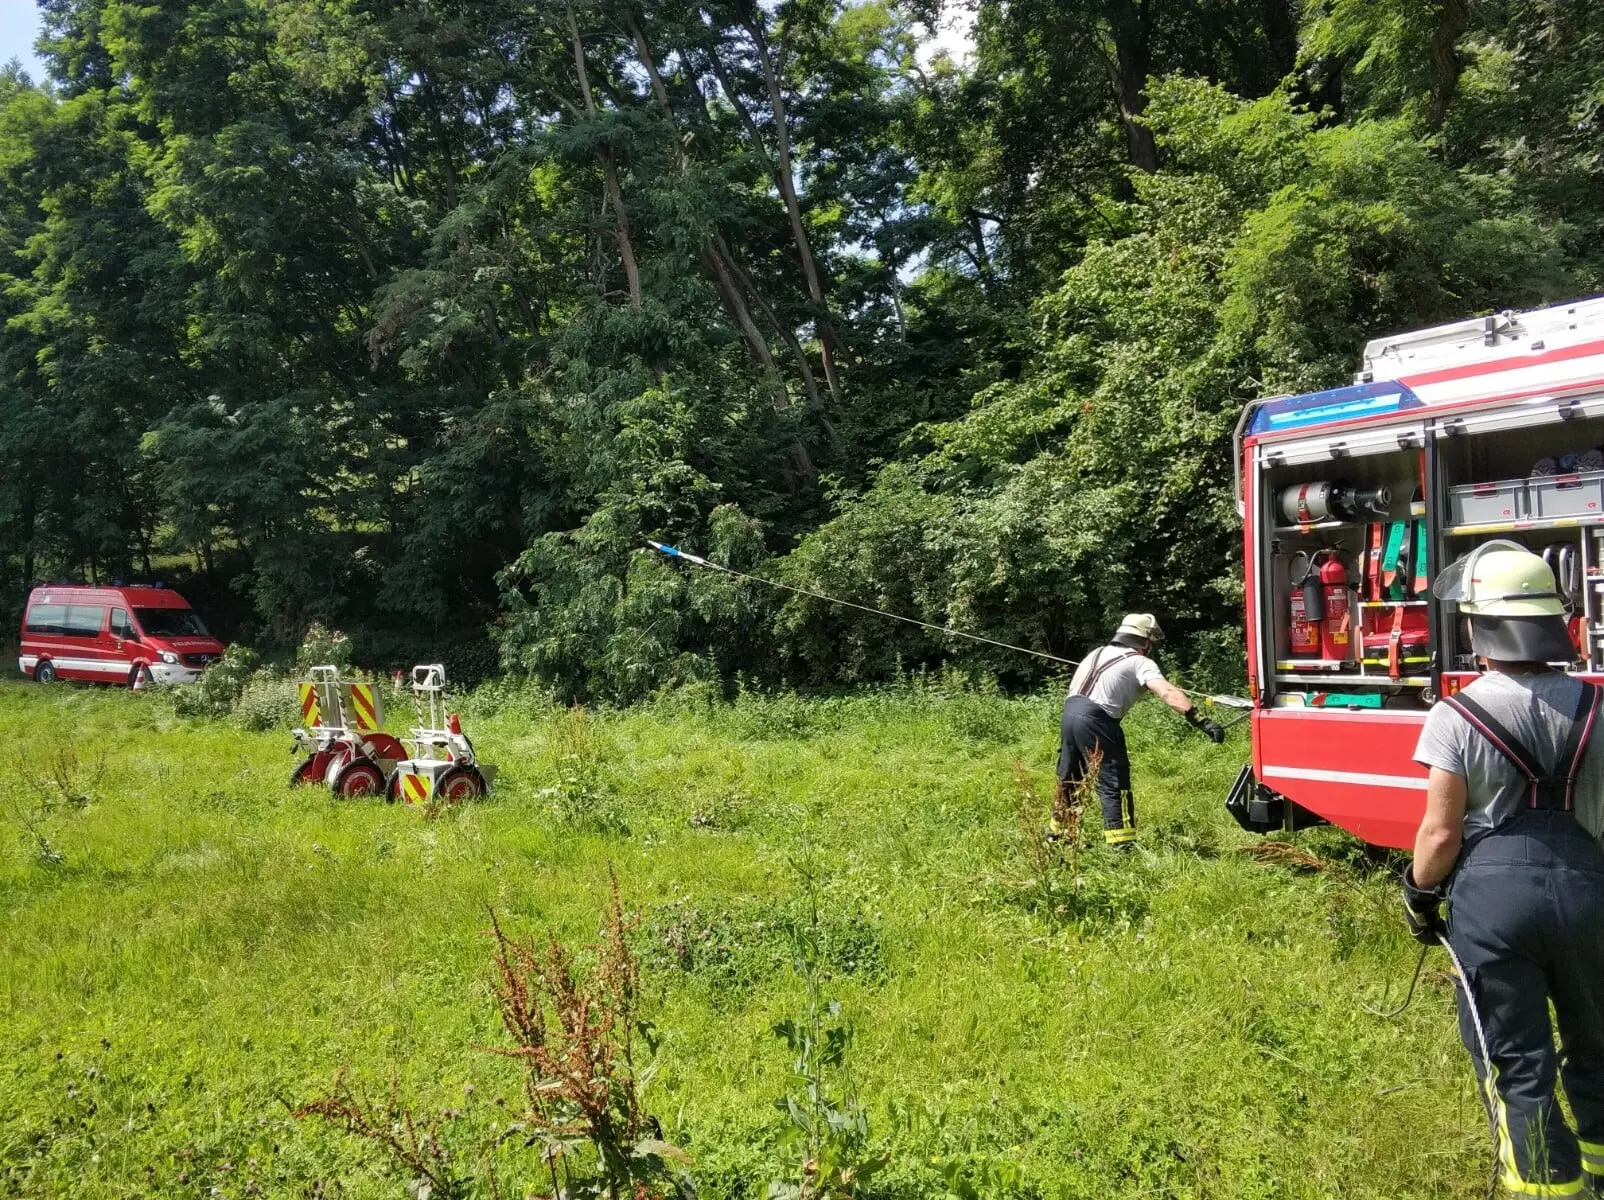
[1224,764,1328,835]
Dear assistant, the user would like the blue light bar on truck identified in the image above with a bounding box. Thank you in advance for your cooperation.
[1248,380,1424,437]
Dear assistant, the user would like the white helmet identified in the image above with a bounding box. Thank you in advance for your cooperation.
[1434,540,1574,662]
[1114,613,1163,645]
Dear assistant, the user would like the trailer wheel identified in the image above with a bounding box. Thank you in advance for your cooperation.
[289,756,323,788]
[33,661,57,684]
[384,772,403,804]
[435,765,486,804]
[332,758,385,799]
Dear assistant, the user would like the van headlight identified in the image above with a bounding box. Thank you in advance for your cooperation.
[159,651,179,664]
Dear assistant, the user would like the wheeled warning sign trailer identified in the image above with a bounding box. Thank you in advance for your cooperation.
[386,664,494,806]
[289,665,408,798]
[1231,295,1604,847]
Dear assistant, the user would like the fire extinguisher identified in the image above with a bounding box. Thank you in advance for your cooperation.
[1288,553,1321,658]
[1315,549,1352,661]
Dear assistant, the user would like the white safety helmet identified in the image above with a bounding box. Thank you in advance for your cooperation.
[1114,613,1163,646]
[1434,540,1574,663]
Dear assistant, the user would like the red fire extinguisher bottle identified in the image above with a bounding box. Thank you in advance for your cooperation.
[1317,552,1351,661]
[1288,555,1321,658]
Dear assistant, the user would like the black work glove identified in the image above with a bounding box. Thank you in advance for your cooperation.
[1185,709,1226,744]
[1402,865,1445,946]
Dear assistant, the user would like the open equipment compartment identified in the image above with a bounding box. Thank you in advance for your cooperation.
[1254,420,1433,712]
[1435,401,1604,681]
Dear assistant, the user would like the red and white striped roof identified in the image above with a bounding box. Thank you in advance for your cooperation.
[1364,296,1604,409]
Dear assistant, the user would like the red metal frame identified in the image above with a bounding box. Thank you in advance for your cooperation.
[1250,708,1426,848]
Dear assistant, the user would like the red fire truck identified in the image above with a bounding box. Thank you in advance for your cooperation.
[1228,295,1604,848]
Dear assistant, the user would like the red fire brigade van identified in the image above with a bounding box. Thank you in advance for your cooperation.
[1229,295,1604,849]
[18,584,225,687]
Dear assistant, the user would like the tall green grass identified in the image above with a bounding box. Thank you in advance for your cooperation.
[0,676,1485,1197]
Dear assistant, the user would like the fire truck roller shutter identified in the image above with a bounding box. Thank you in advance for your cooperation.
[1258,422,1428,468]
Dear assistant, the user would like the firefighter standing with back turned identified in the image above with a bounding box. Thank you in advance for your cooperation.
[1406,541,1604,1197]
[1057,613,1224,849]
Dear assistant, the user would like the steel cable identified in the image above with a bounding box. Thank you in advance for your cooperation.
[644,542,1252,709]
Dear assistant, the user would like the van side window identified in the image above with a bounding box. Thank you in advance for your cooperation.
[63,605,106,637]
[111,608,134,639]
[24,603,68,635]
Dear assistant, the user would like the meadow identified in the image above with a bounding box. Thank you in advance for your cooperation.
[0,674,1487,1198]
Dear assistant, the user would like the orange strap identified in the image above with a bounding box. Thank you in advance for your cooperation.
[1386,605,1406,681]
[1364,523,1384,602]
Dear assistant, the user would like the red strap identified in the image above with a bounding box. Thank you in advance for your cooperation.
[1565,686,1602,808]
[1441,694,1541,800]
[1445,685,1599,811]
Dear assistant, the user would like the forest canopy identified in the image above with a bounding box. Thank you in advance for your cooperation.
[1,0,1598,698]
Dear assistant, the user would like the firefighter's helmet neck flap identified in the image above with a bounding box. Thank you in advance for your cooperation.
[1113,613,1163,651]
[1434,540,1575,665]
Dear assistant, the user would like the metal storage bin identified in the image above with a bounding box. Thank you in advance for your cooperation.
[1529,470,1604,520]
[1448,478,1525,526]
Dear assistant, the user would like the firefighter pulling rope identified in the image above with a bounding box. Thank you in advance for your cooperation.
[647,541,1243,850]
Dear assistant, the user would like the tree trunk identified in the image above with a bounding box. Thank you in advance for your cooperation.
[718,234,832,425]
[21,484,34,584]
[733,18,847,405]
[634,16,823,429]
[701,244,818,480]
[967,210,997,294]
[568,6,643,308]
[888,266,907,344]
[1101,0,1159,173]
[701,245,791,409]
[601,160,643,308]
[626,14,673,113]
[1427,0,1470,132]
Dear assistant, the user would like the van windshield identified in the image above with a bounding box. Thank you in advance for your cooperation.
[134,608,209,638]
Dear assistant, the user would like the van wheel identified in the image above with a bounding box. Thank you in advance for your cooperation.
[34,661,57,684]
[129,664,154,690]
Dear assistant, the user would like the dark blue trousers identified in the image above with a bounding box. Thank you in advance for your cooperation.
[1448,811,1604,1193]
[1057,695,1135,845]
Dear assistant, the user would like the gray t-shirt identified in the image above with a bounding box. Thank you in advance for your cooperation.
[1413,672,1604,839]
[1069,645,1165,720]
